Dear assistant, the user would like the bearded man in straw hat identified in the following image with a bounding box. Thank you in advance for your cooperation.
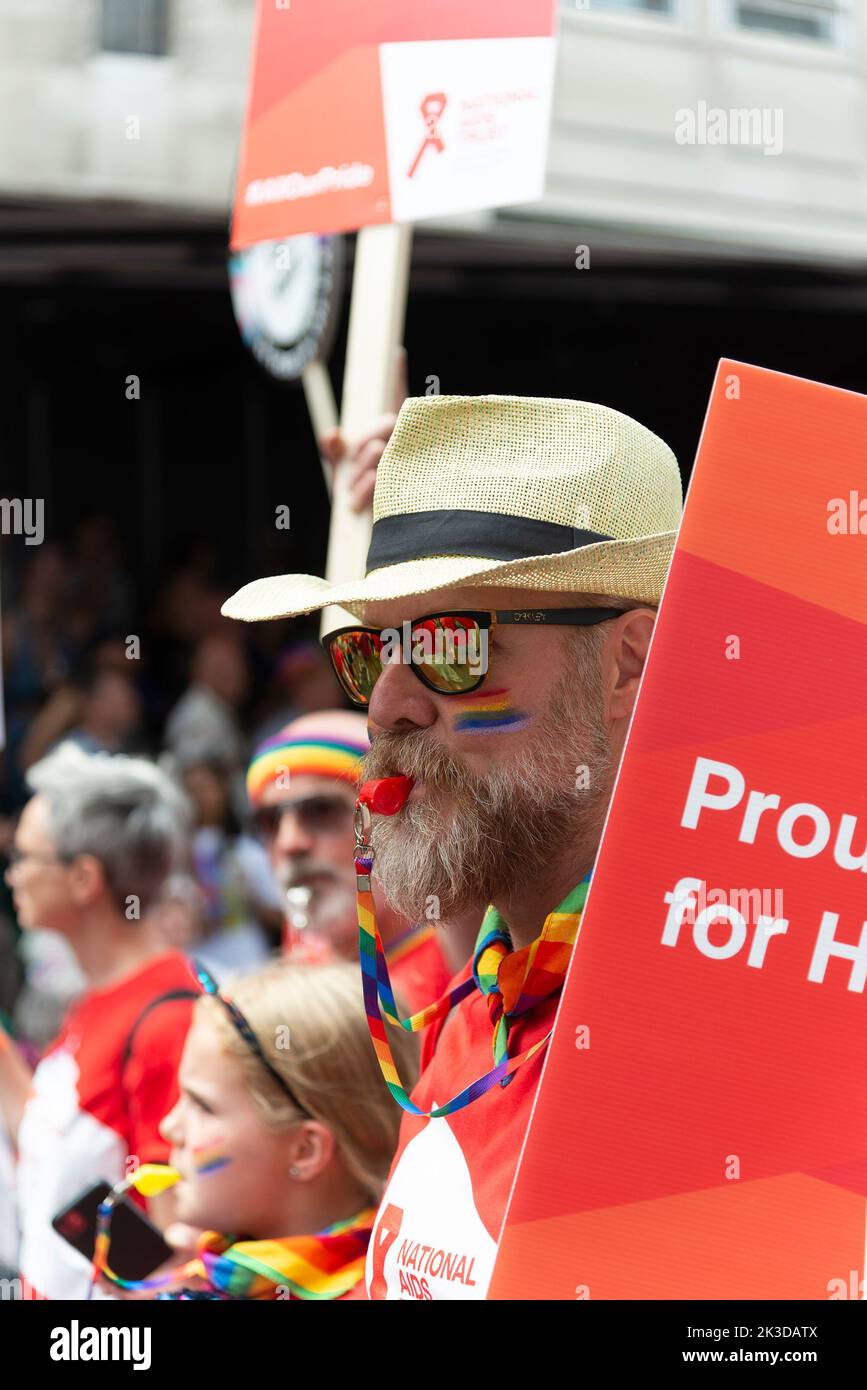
[222,393,683,1301]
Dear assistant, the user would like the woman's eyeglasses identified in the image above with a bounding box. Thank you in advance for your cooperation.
[192,961,314,1120]
[321,607,625,708]
[251,793,354,842]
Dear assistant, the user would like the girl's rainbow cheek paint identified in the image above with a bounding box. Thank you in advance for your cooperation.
[191,1141,232,1176]
[452,687,531,735]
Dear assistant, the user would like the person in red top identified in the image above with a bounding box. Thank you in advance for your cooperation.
[0,741,197,1299]
[245,710,474,1010]
[223,392,682,1299]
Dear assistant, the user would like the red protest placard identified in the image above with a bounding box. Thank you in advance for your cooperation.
[491,360,867,1300]
[230,0,558,248]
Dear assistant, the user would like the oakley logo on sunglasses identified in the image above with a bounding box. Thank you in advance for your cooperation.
[377,620,488,677]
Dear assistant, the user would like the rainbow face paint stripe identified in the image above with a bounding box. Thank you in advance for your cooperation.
[452,687,530,735]
[192,1141,232,1176]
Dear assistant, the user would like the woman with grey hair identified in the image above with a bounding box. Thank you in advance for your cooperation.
[0,742,199,1300]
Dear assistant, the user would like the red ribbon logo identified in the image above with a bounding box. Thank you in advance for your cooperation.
[407,92,447,179]
[369,1202,404,1300]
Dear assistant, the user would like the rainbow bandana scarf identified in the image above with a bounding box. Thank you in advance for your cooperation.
[175,1209,376,1300]
[92,1165,375,1301]
[357,860,592,1119]
[246,723,367,806]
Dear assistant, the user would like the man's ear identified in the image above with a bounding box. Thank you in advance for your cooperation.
[67,853,108,909]
[606,609,656,723]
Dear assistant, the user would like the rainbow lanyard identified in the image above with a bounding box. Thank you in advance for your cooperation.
[91,1165,375,1300]
[354,779,591,1119]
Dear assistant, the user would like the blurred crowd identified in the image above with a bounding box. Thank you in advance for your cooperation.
[0,406,456,1302]
[0,484,463,1300]
[0,514,345,1047]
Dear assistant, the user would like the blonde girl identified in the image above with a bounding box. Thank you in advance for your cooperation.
[154,959,418,1300]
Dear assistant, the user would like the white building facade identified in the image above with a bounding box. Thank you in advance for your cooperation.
[0,0,863,265]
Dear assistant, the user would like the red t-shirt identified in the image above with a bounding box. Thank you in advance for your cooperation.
[17,950,196,1300]
[283,923,453,1017]
[363,958,558,1301]
[386,925,454,1016]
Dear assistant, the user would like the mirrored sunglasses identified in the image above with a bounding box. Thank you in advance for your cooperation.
[322,607,626,708]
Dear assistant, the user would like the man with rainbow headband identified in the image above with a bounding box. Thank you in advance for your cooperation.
[246,709,456,1012]
[224,394,682,1300]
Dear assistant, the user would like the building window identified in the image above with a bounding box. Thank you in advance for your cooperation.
[733,0,840,42]
[590,0,673,11]
[101,0,170,56]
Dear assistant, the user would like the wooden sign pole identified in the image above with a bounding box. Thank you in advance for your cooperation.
[320,222,413,638]
[301,360,339,500]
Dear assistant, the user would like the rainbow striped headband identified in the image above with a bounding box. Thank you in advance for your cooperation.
[247,731,368,806]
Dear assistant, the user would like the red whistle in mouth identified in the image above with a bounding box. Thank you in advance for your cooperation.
[356,776,414,816]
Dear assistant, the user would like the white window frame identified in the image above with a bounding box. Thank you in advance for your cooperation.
[718,0,854,49]
[580,0,677,14]
[560,0,697,36]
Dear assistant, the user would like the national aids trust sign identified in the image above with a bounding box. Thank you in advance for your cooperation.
[492,361,867,1301]
[230,1,558,247]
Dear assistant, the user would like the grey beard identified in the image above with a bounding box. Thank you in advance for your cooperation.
[361,671,613,923]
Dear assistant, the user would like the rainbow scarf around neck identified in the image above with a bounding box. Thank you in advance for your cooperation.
[95,1184,375,1300]
[356,859,591,1119]
[180,1207,377,1299]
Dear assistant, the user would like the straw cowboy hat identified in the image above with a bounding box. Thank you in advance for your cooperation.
[222,394,683,623]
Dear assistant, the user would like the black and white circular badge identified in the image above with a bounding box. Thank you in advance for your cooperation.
[228,233,344,381]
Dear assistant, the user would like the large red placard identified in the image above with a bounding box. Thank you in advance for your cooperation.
[492,360,867,1300]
